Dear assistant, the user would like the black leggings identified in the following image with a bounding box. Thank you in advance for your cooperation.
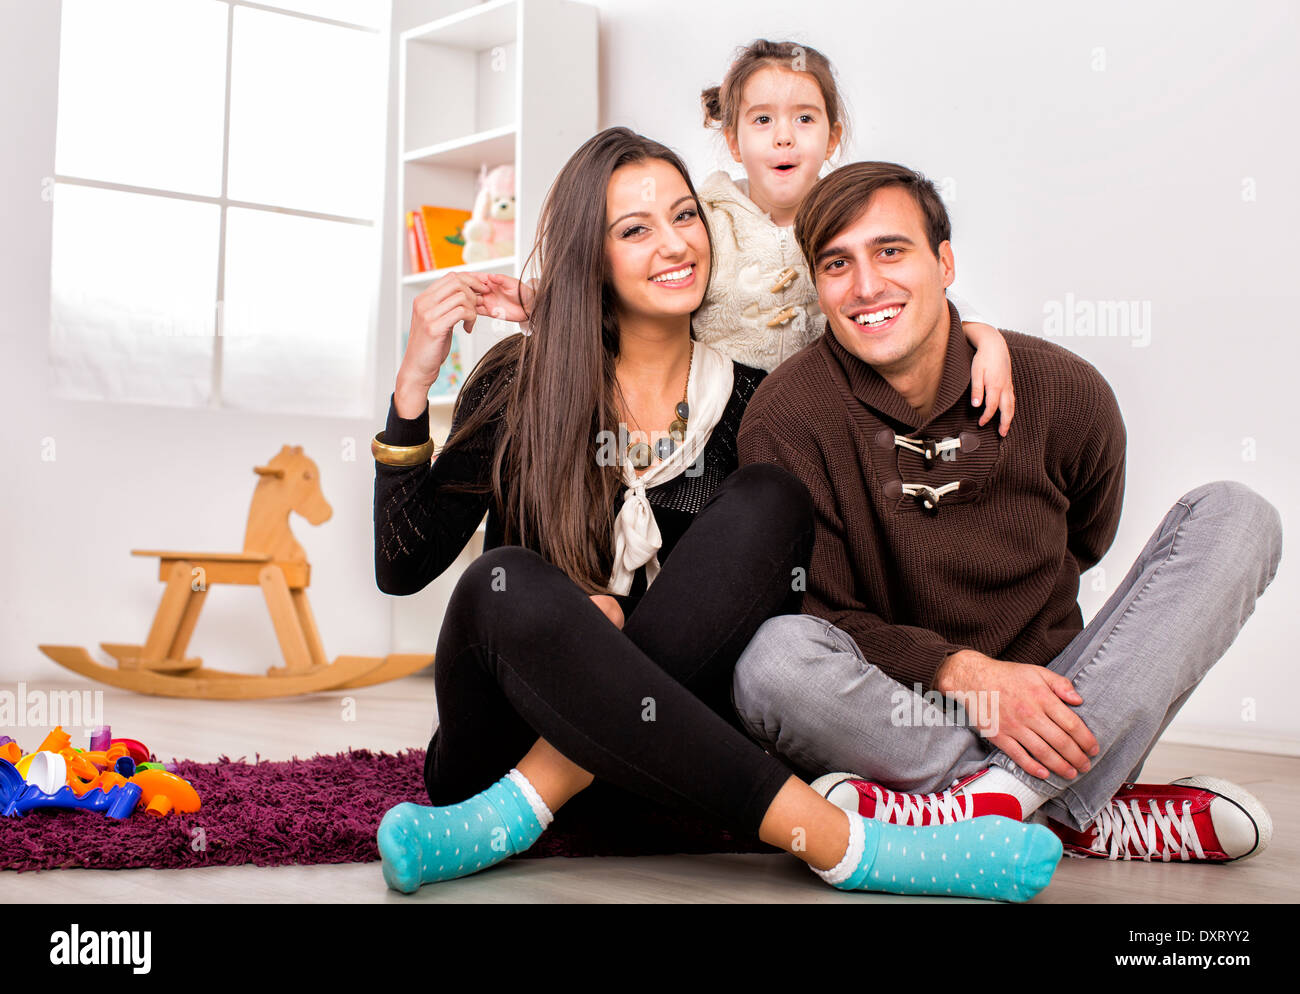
[423,462,815,837]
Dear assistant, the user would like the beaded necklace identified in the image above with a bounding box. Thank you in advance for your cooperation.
[621,341,693,471]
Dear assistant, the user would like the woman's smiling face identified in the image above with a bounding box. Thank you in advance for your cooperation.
[725,65,842,224]
[604,157,710,325]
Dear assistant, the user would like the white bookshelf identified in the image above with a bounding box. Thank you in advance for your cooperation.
[400,254,517,287]
[403,124,518,168]
[395,0,598,408]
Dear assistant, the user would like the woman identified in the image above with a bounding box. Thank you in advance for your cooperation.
[371,127,1061,900]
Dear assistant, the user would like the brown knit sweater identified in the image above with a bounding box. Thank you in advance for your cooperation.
[737,303,1127,692]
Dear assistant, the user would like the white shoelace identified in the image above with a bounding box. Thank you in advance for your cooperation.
[869,784,974,825]
[1089,798,1206,861]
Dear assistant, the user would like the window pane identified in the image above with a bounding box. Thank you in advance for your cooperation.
[227,6,387,219]
[251,0,389,29]
[221,208,376,416]
[55,0,228,196]
[49,184,220,405]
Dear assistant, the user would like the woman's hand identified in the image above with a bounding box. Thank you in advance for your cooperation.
[476,273,535,327]
[962,321,1015,436]
[395,272,490,416]
[589,594,625,630]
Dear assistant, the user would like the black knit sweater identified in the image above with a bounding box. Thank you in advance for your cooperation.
[374,339,767,607]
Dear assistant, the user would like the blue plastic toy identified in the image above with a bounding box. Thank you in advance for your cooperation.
[0,757,141,819]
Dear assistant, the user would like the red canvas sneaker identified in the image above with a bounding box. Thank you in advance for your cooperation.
[1048,776,1272,862]
[809,769,1023,825]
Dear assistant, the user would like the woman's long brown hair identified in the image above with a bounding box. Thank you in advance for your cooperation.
[438,127,714,594]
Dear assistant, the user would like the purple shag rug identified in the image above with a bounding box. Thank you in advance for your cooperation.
[0,748,771,873]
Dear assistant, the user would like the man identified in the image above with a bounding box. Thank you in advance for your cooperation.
[733,161,1282,863]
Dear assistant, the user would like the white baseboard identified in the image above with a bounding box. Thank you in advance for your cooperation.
[1160,726,1300,757]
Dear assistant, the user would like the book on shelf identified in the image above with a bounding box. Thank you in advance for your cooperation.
[405,206,474,275]
[406,210,432,272]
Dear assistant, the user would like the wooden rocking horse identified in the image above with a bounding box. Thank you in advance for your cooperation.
[39,445,434,699]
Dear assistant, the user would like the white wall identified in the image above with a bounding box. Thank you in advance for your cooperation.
[0,0,397,690]
[3,0,1297,750]
[593,0,1300,751]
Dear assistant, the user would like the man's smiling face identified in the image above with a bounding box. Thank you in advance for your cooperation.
[812,184,955,377]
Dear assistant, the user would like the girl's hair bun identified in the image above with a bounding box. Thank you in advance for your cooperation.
[700,85,723,127]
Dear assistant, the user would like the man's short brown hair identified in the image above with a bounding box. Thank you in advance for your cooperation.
[795,162,952,271]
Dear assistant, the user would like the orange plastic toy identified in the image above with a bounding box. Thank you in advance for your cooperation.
[35,728,72,753]
[76,743,131,770]
[131,769,201,817]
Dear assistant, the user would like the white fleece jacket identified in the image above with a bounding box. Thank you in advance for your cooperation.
[692,169,988,373]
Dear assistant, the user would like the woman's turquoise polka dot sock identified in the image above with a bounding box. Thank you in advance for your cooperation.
[816,812,1062,902]
[378,769,551,893]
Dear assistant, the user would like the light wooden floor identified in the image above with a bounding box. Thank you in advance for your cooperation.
[1,675,1294,903]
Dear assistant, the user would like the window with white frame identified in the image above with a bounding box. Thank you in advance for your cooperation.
[49,0,391,416]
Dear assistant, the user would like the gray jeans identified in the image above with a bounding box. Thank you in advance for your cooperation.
[732,481,1283,831]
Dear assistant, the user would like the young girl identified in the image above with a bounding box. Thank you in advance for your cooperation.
[486,40,1015,434]
[695,38,1016,434]
[373,127,1061,899]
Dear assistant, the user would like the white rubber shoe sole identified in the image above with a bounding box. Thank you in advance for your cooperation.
[1171,775,1273,861]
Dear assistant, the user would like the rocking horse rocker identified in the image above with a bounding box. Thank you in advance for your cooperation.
[39,445,434,699]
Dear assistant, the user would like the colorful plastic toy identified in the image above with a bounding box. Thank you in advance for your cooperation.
[0,725,198,820]
[74,743,131,771]
[110,739,151,766]
[0,757,141,819]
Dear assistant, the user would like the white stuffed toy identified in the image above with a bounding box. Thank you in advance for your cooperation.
[462,164,516,263]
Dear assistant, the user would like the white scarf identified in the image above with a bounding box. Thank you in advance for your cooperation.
[607,339,734,595]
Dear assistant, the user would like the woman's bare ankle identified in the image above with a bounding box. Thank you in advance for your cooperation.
[758,776,852,871]
[515,737,595,812]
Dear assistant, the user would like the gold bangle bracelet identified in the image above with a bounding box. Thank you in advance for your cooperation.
[371,431,435,467]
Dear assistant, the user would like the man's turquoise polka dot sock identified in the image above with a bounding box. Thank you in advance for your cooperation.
[817,812,1062,902]
[378,769,551,893]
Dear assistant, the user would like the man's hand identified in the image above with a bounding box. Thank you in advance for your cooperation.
[935,649,1098,780]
